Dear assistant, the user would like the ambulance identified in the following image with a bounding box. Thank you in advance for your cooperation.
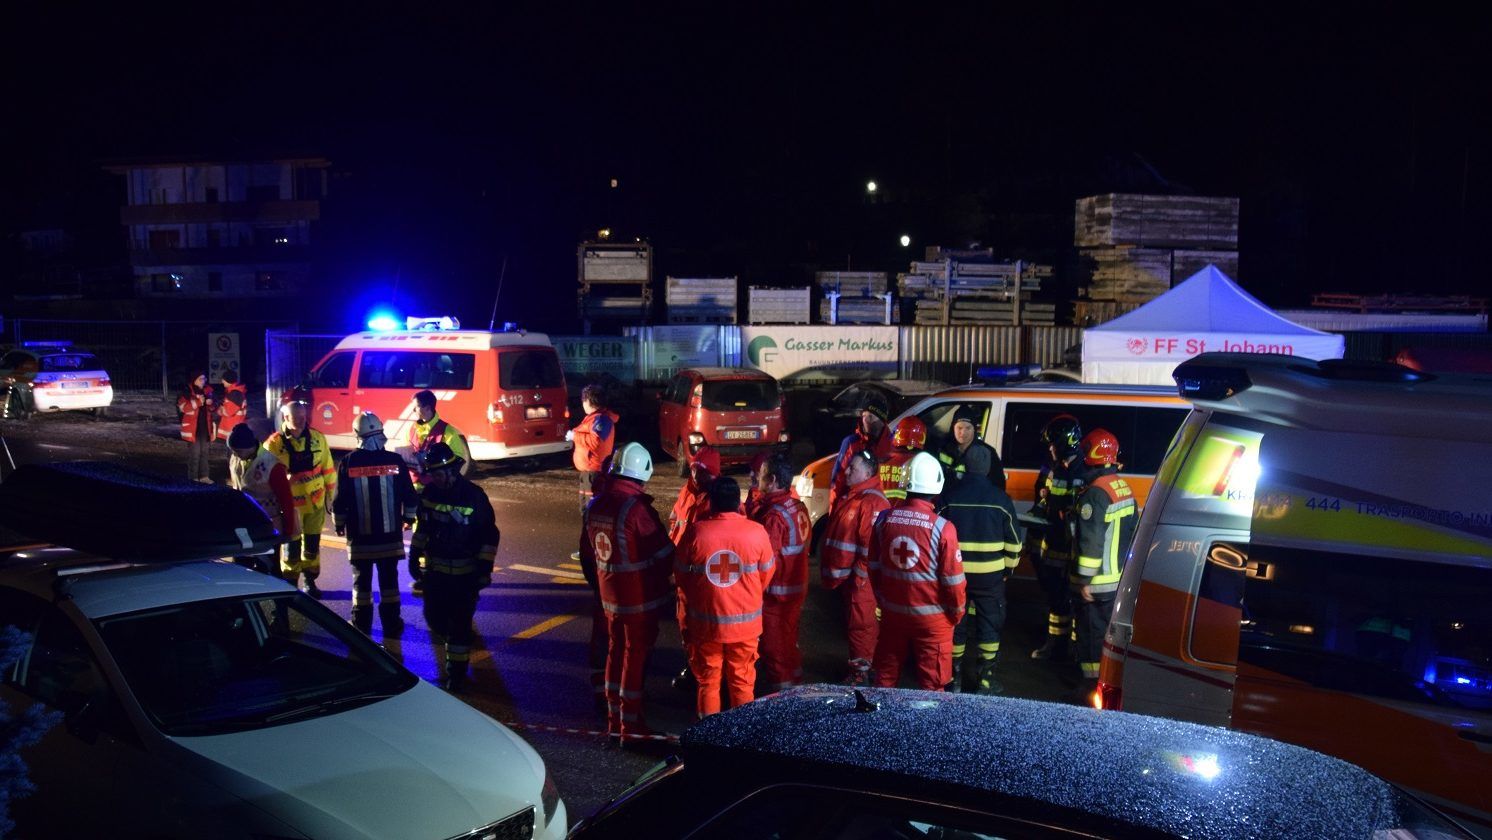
[1100,353,1492,836]
[307,318,572,462]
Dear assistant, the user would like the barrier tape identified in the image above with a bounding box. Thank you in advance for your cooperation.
[496,718,681,744]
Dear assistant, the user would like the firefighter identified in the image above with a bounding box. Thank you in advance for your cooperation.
[409,389,470,488]
[939,444,1022,694]
[819,448,890,685]
[567,383,619,513]
[177,371,217,482]
[333,412,418,635]
[264,387,336,598]
[749,453,811,691]
[1070,428,1136,695]
[667,444,721,692]
[1030,414,1083,661]
[580,442,674,741]
[675,477,774,717]
[408,442,499,692]
[226,423,299,575]
[827,393,894,515]
[880,416,926,502]
[869,451,966,690]
[937,408,1006,490]
[215,369,248,445]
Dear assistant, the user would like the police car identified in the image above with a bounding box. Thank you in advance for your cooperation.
[0,341,114,419]
[0,462,565,839]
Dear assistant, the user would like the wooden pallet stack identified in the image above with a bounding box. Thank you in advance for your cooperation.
[577,242,652,330]
[816,271,892,324]
[748,287,811,324]
[898,255,1055,325]
[666,276,738,324]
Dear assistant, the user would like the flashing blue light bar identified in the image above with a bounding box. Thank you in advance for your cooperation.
[976,364,1040,383]
[367,314,401,331]
[23,340,73,349]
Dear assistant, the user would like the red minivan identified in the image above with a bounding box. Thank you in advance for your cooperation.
[658,367,789,474]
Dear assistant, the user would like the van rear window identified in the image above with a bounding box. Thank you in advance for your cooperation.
[702,379,778,411]
[358,351,475,390]
[41,354,97,371]
[499,350,564,390]
[1001,403,1188,474]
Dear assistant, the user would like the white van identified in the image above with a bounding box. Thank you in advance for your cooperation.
[1101,353,1492,836]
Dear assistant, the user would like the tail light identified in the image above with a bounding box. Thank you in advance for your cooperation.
[564,405,571,420]
[97,377,110,387]
[1096,681,1122,711]
[32,379,55,389]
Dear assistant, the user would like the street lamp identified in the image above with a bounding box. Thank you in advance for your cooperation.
[866,180,878,195]
[900,234,911,248]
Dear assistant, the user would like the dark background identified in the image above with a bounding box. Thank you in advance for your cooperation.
[4,4,1489,332]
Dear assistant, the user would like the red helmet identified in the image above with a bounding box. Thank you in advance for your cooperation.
[1081,428,1121,467]
[278,385,312,417]
[892,417,927,450]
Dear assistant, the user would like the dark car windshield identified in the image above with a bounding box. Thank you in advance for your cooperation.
[702,379,778,411]
[499,350,564,390]
[97,593,416,736]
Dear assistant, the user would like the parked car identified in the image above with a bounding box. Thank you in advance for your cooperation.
[657,367,788,475]
[572,685,1471,839]
[0,341,114,419]
[0,462,566,839]
[809,379,948,455]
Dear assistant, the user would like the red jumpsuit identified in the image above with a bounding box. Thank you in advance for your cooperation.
[675,512,774,717]
[669,446,721,656]
[869,499,966,690]
[819,475,890,681]
[572,408,619,511]
[581,479,674,738]
[828,427,895,514]
[879,448,917,502]
[750,489,811,691]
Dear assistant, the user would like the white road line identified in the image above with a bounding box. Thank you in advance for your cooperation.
[507,564,586,580]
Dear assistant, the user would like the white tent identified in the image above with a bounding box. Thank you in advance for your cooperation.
[1081,265,1345,385]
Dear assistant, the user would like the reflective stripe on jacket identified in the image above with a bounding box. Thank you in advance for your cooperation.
[177,388,216,442]
[869,498,965,624]
[410,477,499,576]
[820,476,889,589]
[572,409,618,473]
[1071,470,1136,595]
[333,449,419,561]
[264,427,337,512]
[1036,458,1083,567]
[674,512,774,643]
[940,474,1023,576]
[751,489,810,602]
[230,447,299,538]
[410,415,470,483]
[879,449,917,501]
[215,382,248,441]
[583,480,674,617]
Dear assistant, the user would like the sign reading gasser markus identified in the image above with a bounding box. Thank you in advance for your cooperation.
[741,326,898,382]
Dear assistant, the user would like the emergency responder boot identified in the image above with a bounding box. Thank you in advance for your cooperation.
[302,573,323,600]
[351,606,373,635]
[975,657,1004,696]
[946,660,964,693]
[1030,636,1069,661]
[442,668,470,693]
[379,603,404,634]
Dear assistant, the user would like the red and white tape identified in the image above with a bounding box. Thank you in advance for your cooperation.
[497,719,680,743]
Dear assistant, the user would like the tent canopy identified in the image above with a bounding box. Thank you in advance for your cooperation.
[1082,265,1345,385]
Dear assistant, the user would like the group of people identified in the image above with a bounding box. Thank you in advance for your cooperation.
[176,369,249,481]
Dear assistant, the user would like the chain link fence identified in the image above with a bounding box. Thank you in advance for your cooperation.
[264,330,343,417]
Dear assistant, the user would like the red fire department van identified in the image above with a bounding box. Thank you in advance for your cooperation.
[307,323,571,462]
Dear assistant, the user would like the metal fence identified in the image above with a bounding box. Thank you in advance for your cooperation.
[264,330,343,417]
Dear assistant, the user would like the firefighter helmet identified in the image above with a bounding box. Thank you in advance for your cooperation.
[1081,429,1121,467]
[278,385,312,417]
[892,417,927,450]
[611,441,654,482]
[419,441,464,473]
[1041,414,1083,458]
[905,451,945,495]
[354,411,385,439]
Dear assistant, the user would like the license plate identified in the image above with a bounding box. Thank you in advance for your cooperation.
[525,406,551,420]
[723,429,760,441]
[61,381,94,390]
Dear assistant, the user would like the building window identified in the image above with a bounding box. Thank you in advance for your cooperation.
[151,274,183,293]
[205,187,219,203]
[247,184,280,202]
[148,229,181,250]
[208,272,223,292]
[254,227,293,247]
[207,228,222,247]
[255,272,281,291]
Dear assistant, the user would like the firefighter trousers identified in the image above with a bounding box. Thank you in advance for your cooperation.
[953,575,1006,664]
[873,613,955,691]
[281,506,325,582]
[604,613,659,737]
[1035,558,1073,639]
[424,572,480,678]
[1074,593,1115,681]
[760,597,805,691]
[688,638,759,717]
[350,555,402,631]
[841,577,880,677]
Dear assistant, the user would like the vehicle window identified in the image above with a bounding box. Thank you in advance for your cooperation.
[96,593,417,736]
[917,401,990,455]
[0,351,31,369]
[39,354,96,372]
[832,384,864,410]
[23,609,108,715]
[666,374,690,404]
[702,379,779,411]
[1204,542,1492,713]
[0,587,46,684]
[499,350,564,390]
[1000,403,1188,473]
[360,351,476,390]
[312,351,356,389]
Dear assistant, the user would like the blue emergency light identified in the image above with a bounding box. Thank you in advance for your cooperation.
[23,340,74,349]
[367,314,401,331]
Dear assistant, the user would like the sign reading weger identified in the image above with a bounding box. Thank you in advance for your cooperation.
[741,326,898,381]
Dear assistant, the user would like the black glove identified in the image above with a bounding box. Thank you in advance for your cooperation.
[407,554,423,582]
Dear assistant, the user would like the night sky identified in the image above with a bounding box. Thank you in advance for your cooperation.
[5,4,1489,331]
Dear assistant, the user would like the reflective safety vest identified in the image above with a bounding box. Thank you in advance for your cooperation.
[572,409,619,473]
[583,480,674,618]
[820,476,889,590]
[215,382,248,442]
[410,415,470,483]
[1035,457,1083,568]
[229,447,298,537]
[1071,470,1136,595]
[750,489,810,603]
[264,427,337,513]
[177,387,216,443]
[411,477,499,576]
[880,449,917,502]
[333,448,418,562]
[940,474,1022,577]
[869,498,965,624]
[674,512,774,643]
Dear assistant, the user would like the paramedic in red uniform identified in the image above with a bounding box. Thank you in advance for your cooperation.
[828,392,894,514]
[581,442,674,742]
[667,444,721,692]
[819,448,891,685]
[568,383,619,513]
[749,453,811,691]
[869,451,966,690]
[215,369,248,445]
[675,477,774,717]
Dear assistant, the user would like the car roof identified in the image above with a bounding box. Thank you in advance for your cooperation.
[843,379,948,396]
[682,686,1427,840]
[933,381,1182,399]
[682,367,775,380]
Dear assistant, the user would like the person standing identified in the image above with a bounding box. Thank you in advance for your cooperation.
[580,442,674,741]
[177,371,217,482]
[1030,414,1083,661]
[819,448,890,686]
[675,477,774,717]
[264,387,336,598]
[667,444,721,692]
[827,393,894,515]
[869,452,966,690]
[567,383,619,513]
[215,369,248,446]
[938,408,1005,490]
[408,389,470,488]
[939,445,1022,694]
[880,416,926,503]
[1070,428,1136,697]
[333,412,419,635]
[408,442,499,692]
[749,453,811,691]
[226,423,299,575]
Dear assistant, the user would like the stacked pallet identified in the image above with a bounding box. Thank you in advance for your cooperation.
[748,287,811,324]
[815,271,888,296]
[898,256,1055,325]
[578,241,652,327]
[1072,299,1142,327]
[666,276,738,324]
[821,292,894,324]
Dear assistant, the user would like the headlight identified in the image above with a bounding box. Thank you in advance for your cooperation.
[541,770,560,827]
[778,431,790,443]
[688,432,704,446]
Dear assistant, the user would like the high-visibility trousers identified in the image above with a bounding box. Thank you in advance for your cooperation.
[842,578,879,675]
[872,613,955,691]
[760,597,805,692]
[688,637,759,717]
[604,613,659,738]
[953,575,1006,664]
[281,506,325,581]
[1035,557,1073,638]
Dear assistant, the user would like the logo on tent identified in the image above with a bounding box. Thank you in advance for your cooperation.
[1127,337,1147,355]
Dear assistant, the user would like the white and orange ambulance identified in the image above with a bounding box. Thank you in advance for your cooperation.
[307,320,571,462]
[1101,353,1492,835]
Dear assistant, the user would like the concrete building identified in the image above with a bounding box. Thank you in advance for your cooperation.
[105,157,329,298]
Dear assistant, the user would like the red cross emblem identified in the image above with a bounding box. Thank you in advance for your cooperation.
[706,550,743,588]
[890,535,920,570]
[593,531,613,563]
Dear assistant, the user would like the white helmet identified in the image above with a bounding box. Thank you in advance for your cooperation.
[906,451,945,495]
[354,411,384,439]
[611,442,654,482]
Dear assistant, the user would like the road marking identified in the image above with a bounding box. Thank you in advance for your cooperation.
[558,563,582,571]
[511,614,577,640]
[508,563,585,581]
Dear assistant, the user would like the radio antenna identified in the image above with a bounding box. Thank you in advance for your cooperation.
[488,256,509,331]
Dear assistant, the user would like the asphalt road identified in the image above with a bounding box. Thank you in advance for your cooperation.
[0,402,1085,824]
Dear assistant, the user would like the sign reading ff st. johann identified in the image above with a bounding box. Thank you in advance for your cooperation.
[741,326,898,382]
